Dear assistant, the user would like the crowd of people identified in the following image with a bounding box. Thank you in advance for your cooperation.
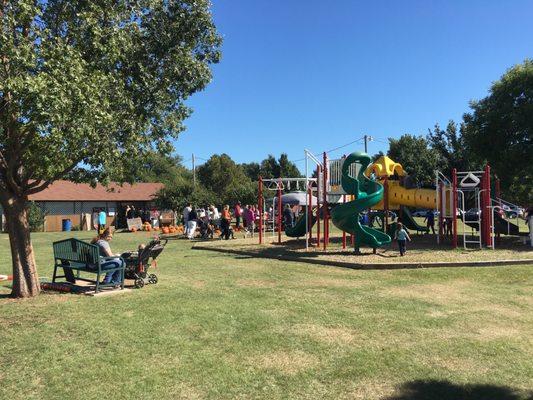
[181,202,262,240]
[125,205,156,224]
[176,200,533,254]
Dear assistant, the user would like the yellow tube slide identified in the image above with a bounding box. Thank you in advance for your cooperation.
[373,181,451,211]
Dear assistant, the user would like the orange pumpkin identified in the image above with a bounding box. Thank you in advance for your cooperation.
[162,227,170,234]
[130,227,137,233]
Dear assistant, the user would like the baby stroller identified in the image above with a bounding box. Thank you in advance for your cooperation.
[121,238,167,288]
[198,219,214,239]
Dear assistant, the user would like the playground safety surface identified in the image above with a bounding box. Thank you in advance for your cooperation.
[193,235,533,270]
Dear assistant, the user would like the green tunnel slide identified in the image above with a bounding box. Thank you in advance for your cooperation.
[330,152,391,252]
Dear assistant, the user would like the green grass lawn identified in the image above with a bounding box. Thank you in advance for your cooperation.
[1,231,532,399]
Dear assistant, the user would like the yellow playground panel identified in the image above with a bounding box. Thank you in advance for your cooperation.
[365,156,452,212]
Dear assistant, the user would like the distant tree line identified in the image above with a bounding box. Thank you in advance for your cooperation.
[375,59,532,205]
[147,153,302,210]
[148,60,532,209]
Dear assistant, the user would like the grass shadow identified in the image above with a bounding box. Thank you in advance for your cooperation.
[0,284,13,299]
[384,380,532,400]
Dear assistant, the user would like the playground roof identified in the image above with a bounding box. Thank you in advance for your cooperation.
[365,156,406,178]
[272,192,319,206]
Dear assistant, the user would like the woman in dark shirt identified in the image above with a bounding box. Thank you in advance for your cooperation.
[187,207,198,239]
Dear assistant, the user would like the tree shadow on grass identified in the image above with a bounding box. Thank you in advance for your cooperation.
[0,286,13,299]
[383,380,532,400]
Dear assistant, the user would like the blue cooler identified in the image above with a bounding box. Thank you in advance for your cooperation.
[62,219,72,231]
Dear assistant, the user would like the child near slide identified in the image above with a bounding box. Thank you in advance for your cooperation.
[394,222,411,256]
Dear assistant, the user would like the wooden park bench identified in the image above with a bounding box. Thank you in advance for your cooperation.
[52,238,125,293]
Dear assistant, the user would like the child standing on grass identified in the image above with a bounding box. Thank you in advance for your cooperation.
[394,222,411,256]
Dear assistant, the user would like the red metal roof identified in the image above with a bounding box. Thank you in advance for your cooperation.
[29,180,164,202]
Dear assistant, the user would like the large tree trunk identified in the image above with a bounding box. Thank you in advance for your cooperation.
[2,196,40,298]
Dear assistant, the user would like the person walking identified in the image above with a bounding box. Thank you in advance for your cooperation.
[234,202,243,230]
[98,208,107,235]
[424,210,436,234]
[283,204,294,228]
[221,205,232,240]
[242,204,248,229]
[187,206,198,239]
[92,209,99,231]
[209,205,220,229]
[182,203,192,236]
[244,205,256,238]
[394,222,411,256]
[526,206,533,248]
[444,217,452,238]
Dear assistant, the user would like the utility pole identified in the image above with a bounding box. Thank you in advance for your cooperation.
[363,134,373,153]
[192,153,196,187]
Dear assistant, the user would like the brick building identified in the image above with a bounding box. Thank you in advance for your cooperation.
[1,180,164,232]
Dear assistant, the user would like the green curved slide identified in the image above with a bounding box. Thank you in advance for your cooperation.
[285,209,317,237]
[399,206,429,233]
[331,152,391,252]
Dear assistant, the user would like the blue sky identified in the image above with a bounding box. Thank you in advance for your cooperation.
[176,0,533,169]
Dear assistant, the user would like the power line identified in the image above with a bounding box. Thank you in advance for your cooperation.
[323,136,365,155]
[290,136,365,163]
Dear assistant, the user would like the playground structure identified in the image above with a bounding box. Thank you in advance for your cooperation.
[257,149,527,253]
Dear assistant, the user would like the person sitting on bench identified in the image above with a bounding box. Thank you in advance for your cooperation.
[91,228,124,287]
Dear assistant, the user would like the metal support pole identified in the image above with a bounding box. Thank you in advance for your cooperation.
[308,185,313,243]
[495,177,501,243]
[363,135,373,153]
[323,152,329,250]
[452,168,458,249]
[258,177,263,244]
[316,167,321,247]
[277,179,282,244]
[384,177,389,233]
[192,153,196,187]
[342,194,347,250]
[483,165,492,248]
[305,152,309,250]
[435,170,439,244]
[438,182,444,243]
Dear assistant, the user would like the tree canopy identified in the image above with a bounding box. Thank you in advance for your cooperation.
[387,134,439,186]
[0,0,221,297]
[462,59,533,204]
[257,153,301,179]
[427,121,477,174]
[1,0,221,191]
[196,154,256,205]
[125,153,192,186]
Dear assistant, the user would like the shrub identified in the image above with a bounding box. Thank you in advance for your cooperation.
[27,202,47,232]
